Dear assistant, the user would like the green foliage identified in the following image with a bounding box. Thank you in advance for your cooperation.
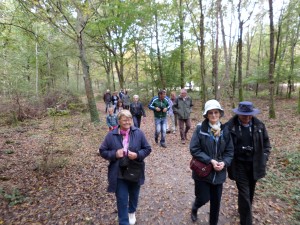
[0,187,26,206]
[291,187,300,223]
[298,89,300,114]
[47,108,70,116]
[259,147,300,222]
[3,149,14,154]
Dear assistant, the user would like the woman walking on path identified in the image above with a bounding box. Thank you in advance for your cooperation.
[129,95,146,128]
[99,110,151,225]
[189,99,234,224]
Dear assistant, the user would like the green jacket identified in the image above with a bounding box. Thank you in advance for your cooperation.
[172,96,193,119]
[148,96,170,118]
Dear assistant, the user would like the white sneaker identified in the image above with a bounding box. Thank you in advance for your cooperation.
[129,212,136,225]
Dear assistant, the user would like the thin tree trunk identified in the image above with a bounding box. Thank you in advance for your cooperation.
[154,11,165,89]
[287,18,300,98]
[76,10,99,123]
[134,40,139,92]
[199,0,206,104]
[179,0,185,89]
[268,0,276,118]
[237,0,244,102]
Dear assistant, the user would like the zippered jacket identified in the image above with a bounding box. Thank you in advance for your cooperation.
[148,96,170,118]
[172,96,193,119]
[99,126,151,192]
[130,102,146,117]
[226,115,271,181]
[189,119,234,184]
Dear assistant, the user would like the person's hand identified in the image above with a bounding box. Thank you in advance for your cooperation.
[116,148,124,158]
[127,150,137,160]
[163,108,167,113]
[155,107,161,112]
[211,160,225,171]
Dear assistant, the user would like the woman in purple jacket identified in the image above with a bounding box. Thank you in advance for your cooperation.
[99,110,151,225]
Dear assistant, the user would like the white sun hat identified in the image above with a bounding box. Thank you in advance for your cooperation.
[203,99,224,118]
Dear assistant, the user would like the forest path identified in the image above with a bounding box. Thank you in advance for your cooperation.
[96,99,287,225]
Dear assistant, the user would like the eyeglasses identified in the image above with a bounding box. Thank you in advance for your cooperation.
[120,119,131,123]
[207,111,220,115]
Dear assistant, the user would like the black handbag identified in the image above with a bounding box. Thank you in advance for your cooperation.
[119,156,130,168]
[190,157,213,177]
[122,159,144,182]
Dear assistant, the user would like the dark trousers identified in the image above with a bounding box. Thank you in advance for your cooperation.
[235,161,257,225]
[193,179,223,225]
[178,118,191,140]
[133,116,142,128]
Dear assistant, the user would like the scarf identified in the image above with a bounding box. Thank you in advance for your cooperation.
[120,129,130,156]
[209,121,221,137]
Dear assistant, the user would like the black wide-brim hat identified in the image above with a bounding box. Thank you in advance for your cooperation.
[232,101,260,115]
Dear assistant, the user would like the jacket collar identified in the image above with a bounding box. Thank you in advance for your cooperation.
[112,126,137,135]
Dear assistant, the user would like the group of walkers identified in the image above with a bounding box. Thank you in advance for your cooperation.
[99,88,271,225]
[104,89,146,130]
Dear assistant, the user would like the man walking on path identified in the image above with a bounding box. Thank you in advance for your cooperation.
[226,101,271,225]
[148,90,170,148]
[172,89,193,144]
[103,89,112,113]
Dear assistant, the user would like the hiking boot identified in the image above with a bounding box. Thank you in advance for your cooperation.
[129,212,136,225]
[160,143,167,148]
[191,208,197,222]
[181,139,186,144]
[166,130,171,134]
[155,138,158,144]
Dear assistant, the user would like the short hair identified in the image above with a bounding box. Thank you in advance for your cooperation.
[158,89,166,95]
[117,109,132,120]
[133,94,139,99]
[108,107,114,112]
[180,89,187,94]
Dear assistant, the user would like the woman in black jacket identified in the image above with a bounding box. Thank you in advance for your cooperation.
[189,99,234,224]
[129,95,146,128]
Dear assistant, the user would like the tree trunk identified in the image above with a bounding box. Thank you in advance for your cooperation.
[134,40,139,92]
[199,0,206,105]
[287,18,300,98]
[256,24,263,96]
[179,0,185,89]
[237,0,243,102]
[154,11,165,89]
[268,0,276,118]
[76,7,99,123]
[213,0,220,100]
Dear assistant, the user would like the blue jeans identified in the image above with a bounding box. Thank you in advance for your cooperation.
[116,178,141,225]
[154,117,167,144]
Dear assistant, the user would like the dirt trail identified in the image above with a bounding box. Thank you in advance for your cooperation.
[0,99,290,225]
[97,101,287,225]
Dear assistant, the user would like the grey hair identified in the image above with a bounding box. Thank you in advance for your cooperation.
[133,94,139,99]
[117,109,132,120]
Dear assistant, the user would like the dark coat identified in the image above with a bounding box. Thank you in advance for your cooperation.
[226,115,271,181]
[189,119,234,184]
[130,102,146,117]
[99,126,151,192]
